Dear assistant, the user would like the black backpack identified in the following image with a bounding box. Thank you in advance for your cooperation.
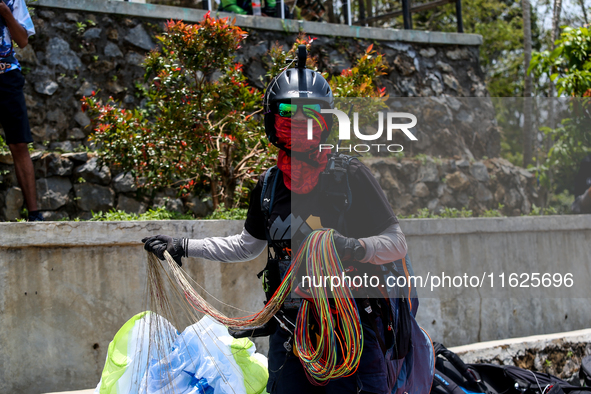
[580,356,591,387]
[431,342,591,394]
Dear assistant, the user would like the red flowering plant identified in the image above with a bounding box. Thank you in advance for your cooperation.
[82,13,272,209]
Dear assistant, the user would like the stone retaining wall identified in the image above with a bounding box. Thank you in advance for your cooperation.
[0,0,501,221]
[12,0,487,152]
[0,152,538,221]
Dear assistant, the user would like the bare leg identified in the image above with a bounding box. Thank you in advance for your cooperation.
[8,142,37,212]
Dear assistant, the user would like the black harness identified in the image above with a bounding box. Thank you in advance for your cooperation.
[256,153,412,358]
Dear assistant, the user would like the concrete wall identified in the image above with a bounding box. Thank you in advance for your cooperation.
[1,215,590,393]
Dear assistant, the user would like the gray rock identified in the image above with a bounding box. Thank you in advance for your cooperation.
[106,81,125,94]
[436,61,453,73]
[3,187,23,221]
[89,60,116,74]
[30,151,43,161]
[123,95,135,104]
[38,10,55,19]
[427,73,443,95]
[393,55,416,76]
[398,78,418,97]
[125,51,145,67]
[504,188,522,209]
[446,171,470,191]
[419,48,436,58]
[116,195,146,214]
[154,196,184,213]
[46,37,82,70]
[457,192,469,207]
[412,182,430,198]
[471,162,490,182]
[108,28,119,41]
[46,109,68,130]
[475,183,493,203]
[83,27,102,40]
[41,210,69,221]
[75,81,96,97]
[446,48,470,60]
[68,128,86,140]
[438,184,457,206]
[379,171,400,192]
[124,24,155,51]
[104,42,123,58]
[446,96,462,111]
[562,359,578,379]
[328,50,352,74]
[246,60,265,89]
[74,183,115,212]
[36,153,74,177]
[49,141,79,152]
[418,161,439,183]
[54,22,75,33]
[32,125,59,141]
[14,45,38,65]
[456,159,470,169]
[243,41,268,60]
[35,80,59,96]
[443,74,459,91]
[74,157,111,185]
[420,87,434,97]
[427,198,441,213]
[112,172,137,193]
[62,152,88,163]
[74,112,91,128]
[186,196,210,217]
[65,12,80,22]
[37,177,72,210]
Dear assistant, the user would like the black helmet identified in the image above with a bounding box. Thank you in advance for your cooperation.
[263,45,334,152]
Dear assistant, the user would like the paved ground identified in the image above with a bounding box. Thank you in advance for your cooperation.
[43,390,95,394]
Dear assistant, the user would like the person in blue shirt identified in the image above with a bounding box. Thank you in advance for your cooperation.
[0,0,42,221]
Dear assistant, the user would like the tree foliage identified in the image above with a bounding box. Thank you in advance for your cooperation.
[83,14,271,210]
[528,26,591,194]
[530,26,591,97]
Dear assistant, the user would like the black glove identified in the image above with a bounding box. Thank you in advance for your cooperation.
[332,231,366,262]
[141,235,185,267]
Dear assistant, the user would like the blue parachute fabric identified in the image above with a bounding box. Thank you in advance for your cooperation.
[142,316,248,394]
[389,254,435,394]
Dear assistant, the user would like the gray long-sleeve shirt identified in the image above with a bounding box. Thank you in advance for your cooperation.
[184,223,407,264]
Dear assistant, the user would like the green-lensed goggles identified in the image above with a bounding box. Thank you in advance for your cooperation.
[277,103,323,118]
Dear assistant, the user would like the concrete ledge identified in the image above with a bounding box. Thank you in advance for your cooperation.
[0,219,242,248]
[1,215,589,248]
[1,215,589,392]
[30,0,483,45]
[451,327,591,354]
[400,214,591,236]
[450,328,591,365]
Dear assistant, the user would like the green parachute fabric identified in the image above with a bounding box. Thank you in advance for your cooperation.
[94,313,268,394]
[96,311,177,394]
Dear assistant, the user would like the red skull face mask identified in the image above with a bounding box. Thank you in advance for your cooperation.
[274,114,329,194]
